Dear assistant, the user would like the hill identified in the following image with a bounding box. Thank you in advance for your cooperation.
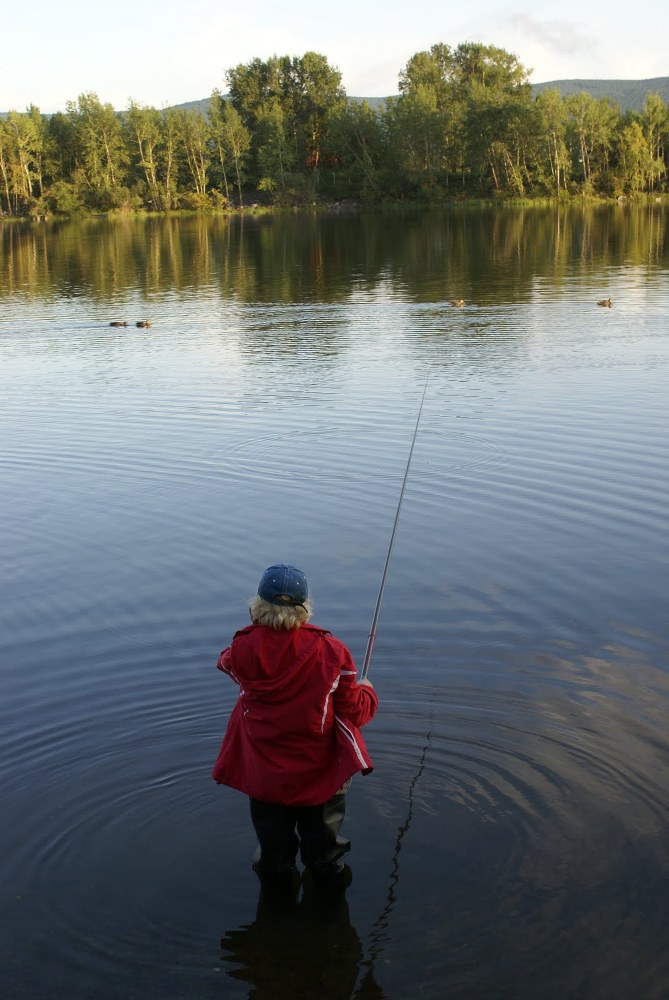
[167,98,212,115]
[157,81,669,117]
[3,79,668,119]
[166,94,389,114]
[531,76,669,112]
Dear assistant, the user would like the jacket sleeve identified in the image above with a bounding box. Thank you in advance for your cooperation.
[331,640,378,727]
[217,646,234,677]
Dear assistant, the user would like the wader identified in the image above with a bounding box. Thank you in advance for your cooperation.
[249,782,351,880]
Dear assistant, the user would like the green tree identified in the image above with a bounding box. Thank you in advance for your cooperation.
[0,119,13,213]
[325,99,386,200]
[25,106,50,200]
[255,99,295,198]
[457,45,533,193]
[468,88,536,195]
[4,111,35,210]
[126,101,163,208]
[160,107,181,209]
[66,93,128,207]
[292,51,345,171]
[395,43,467,188]
[210,91,251,205]
[385,84,447,195]
[639,93,668,191]
[226,56,283,128]
[176,108,211,200]
[534,89,570,195]
[565,92,620,193]
[399,43,455,101]
[617,120,655,195]
[226,53,290,184]
[47,111,78,181]
[391,41,532,195]
[450,42,530,98]
[226,51,344,190]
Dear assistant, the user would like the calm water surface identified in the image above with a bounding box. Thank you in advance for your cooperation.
[1,208,669,999]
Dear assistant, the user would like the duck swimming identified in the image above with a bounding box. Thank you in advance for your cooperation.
[597,298,613,307]
[109,321,128,327]
[449,299,465,308]
[136,320,152,328]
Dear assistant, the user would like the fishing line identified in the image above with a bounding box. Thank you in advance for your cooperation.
[361,371,430,679]
[354,371,434,994]
[354,707,435,998]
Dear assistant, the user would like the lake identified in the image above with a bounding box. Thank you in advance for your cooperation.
[1,206,668,999]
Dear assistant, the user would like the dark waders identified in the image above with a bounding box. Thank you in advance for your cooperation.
[250,783,351,887]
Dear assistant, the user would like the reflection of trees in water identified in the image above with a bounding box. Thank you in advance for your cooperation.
[1,207,667,303]
[220,871,384,999]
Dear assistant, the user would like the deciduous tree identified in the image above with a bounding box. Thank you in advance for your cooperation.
[66,93,128,207]
[566,92,620,193]
[210,92,251,206]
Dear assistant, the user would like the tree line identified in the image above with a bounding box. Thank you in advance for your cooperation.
[1,43,668,218]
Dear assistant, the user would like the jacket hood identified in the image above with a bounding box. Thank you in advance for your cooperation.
[228,623,332,700]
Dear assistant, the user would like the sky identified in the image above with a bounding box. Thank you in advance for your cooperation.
[4,0,668,113]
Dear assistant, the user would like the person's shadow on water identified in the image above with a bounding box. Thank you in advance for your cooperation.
[219,867,385,999]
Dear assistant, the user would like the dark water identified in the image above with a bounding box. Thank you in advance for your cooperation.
[1,207,668,999]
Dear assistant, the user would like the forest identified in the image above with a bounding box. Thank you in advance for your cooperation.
[1,43,668,218]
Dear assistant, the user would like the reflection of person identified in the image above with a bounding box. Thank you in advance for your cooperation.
[220,869,374,999]
[212,564,378,886]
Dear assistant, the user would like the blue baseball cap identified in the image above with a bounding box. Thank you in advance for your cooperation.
[258,564,309,606]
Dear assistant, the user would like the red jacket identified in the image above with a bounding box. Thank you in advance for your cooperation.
[211,623,378,806]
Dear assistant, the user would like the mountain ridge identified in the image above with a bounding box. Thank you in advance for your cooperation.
[530,76,669,112]
[2,77,668,118]
[167,78,669,116]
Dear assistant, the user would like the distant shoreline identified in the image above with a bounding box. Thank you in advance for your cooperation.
[3,193,668,226]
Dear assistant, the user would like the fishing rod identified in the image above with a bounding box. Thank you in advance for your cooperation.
[361,371,430,679]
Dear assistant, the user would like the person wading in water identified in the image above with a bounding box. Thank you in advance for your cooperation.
[212,564,378,890]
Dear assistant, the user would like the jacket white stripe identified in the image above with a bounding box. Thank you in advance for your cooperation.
[335,714,368,768]
[321,677,340,732]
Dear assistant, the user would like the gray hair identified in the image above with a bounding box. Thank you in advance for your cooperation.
[249,595,313,631]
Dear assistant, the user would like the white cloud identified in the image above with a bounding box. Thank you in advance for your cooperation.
[509,11,591,56]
